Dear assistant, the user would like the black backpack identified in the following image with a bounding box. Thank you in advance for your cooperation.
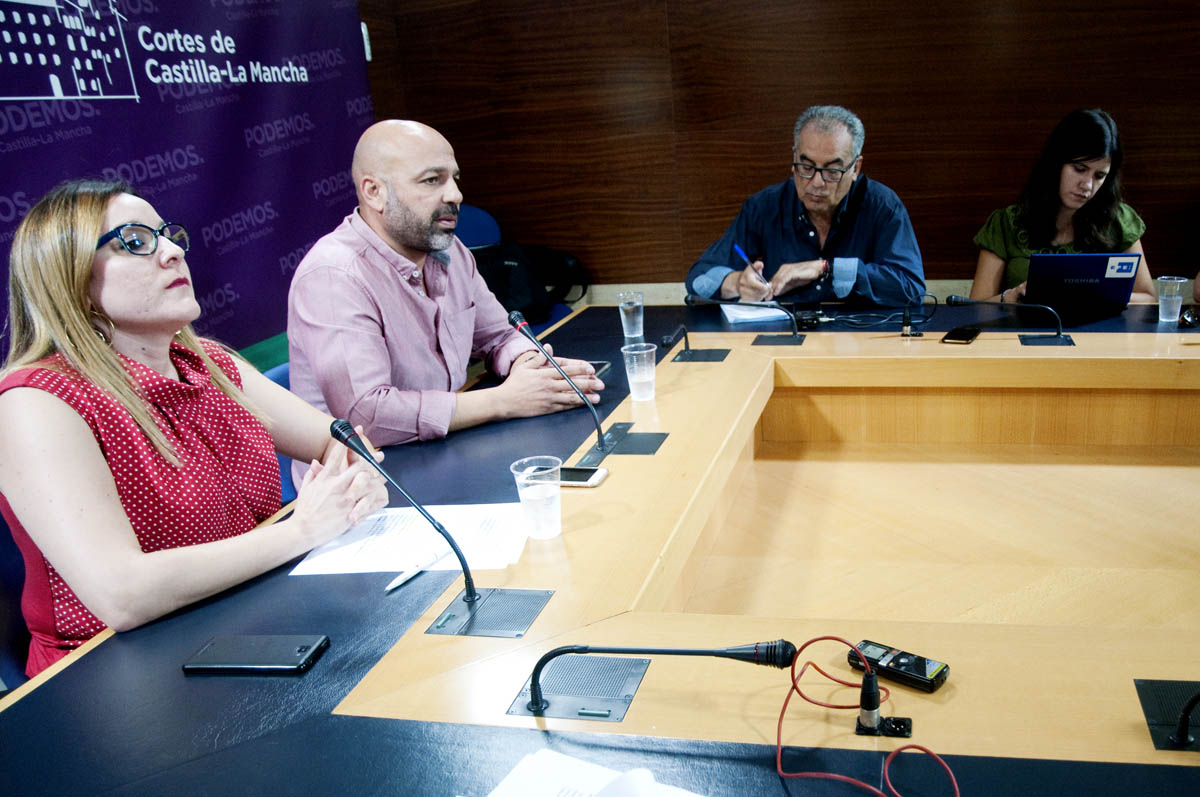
[471,242,589,323]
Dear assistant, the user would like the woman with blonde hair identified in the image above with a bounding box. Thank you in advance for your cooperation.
[0,179,387,676]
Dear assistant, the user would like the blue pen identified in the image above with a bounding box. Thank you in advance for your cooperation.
[732,243,753,267]
[733,244,770,287]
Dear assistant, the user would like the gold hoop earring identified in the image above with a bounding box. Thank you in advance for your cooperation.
[90,309,115,344]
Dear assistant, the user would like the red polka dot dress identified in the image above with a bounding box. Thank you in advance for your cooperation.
[0,340,282,677]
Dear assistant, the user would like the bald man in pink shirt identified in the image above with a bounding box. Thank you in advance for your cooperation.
[288,120,603,446]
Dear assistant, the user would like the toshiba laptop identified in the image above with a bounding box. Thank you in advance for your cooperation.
[1023,252,1140,325]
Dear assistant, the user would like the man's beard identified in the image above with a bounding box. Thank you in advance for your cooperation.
[383,195,458,254]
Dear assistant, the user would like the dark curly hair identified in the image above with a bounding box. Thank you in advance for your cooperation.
[1017,109,1125,251]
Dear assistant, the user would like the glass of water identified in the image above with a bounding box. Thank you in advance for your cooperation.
[1156,276,1186,324]
[621,342,657,401]
[509,456,562,540]
[617,291,644,342]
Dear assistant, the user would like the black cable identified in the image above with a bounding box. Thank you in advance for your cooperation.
[818,292,939,329]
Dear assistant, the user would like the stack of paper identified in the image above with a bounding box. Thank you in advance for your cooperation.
[719,303,790,324]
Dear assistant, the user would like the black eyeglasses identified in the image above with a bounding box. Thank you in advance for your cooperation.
[96,222,190,255]
[792,159,856,184]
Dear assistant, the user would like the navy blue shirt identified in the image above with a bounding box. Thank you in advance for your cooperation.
[686,176,925,307]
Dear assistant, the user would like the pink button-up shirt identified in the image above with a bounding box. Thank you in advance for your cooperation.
[287,211,535,445]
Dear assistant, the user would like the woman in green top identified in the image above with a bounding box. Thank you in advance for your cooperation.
[969,109,1155,304]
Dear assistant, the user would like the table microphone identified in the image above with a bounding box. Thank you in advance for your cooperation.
[1167,690,1200,747]
[329,419,479,603]
[945,295,1073,345]
[525,639,796,712]
[684,294,801,338]
[508,311,608,453]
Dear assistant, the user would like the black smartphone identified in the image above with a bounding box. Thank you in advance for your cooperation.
[940,326,980,344]
[587,360,612,380]
[182,634,330,676]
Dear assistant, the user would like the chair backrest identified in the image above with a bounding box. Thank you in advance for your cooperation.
[262,362,298,504]
[0,512,29,692]
[455,204,501,248]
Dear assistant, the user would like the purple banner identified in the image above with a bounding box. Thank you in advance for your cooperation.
[0,0,372,349]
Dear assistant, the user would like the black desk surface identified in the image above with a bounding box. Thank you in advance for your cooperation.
[2,305,1197,796]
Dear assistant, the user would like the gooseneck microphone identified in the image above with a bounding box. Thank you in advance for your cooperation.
[945,295,1073,345]
[329,419,479,603]
[684,294,801,338]
[1167,690,1200,748]
[661,324,691,351]
[525,639,797,712]
[508,311,608,453]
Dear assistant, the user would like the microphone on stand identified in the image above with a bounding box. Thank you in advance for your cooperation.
[329,419,479,603]
[945,295,1074,346]
[684,294,801,339]
[508,311,609,454]
[525,639,797,712]
[1167,690,1200,748]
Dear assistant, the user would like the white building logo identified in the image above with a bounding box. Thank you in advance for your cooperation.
[1,0,138,102]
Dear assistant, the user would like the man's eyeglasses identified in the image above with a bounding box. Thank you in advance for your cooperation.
[96,222,190,255]
[792,160,855,184]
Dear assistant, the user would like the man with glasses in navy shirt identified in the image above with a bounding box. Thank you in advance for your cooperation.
[686,105,925,307]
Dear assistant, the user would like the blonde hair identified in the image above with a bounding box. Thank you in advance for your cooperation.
[4,179,255,465]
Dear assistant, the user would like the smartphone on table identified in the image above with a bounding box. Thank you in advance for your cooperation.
[182,634,330,675]
[940,326,980,344]
[559,466,608,488]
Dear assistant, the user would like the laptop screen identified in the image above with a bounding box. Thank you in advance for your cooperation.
[1024,252,1141,323]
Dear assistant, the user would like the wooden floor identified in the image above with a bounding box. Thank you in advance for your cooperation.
[685,441,1200,631]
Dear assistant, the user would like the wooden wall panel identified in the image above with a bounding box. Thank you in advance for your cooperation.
[358,0,1200,285]
[359,0,681,283]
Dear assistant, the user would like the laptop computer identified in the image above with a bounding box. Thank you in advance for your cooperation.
[1023,252,1141,325]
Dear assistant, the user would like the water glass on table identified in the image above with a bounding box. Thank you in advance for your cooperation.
[1156,275,1186,324]
[509,455,563,540]
[617,291,644,343]
[621,342,657,401]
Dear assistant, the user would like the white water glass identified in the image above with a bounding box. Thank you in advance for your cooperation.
[509,456,562,540]
[1156,275,1186,324]
[617,291,644,341]
[621,342,657,401]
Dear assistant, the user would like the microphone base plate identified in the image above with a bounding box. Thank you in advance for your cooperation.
[1019,333,1075,346]
[672,348,730,362]
[425,588,553,638]
[576,423,668,467]
[507,654,651,721]
[752,333,805,346]
[1134,678,1200,751]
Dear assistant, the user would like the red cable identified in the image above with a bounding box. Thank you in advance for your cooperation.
[775,635,960,796]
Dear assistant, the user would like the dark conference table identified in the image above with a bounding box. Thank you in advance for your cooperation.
[1,303,1198,795]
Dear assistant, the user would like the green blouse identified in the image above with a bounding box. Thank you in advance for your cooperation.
[972,203,1146,289]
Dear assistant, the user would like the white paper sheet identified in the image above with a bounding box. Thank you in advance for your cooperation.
[719,303,790,324]
[487,748,703,797]
[289,503,527,576]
